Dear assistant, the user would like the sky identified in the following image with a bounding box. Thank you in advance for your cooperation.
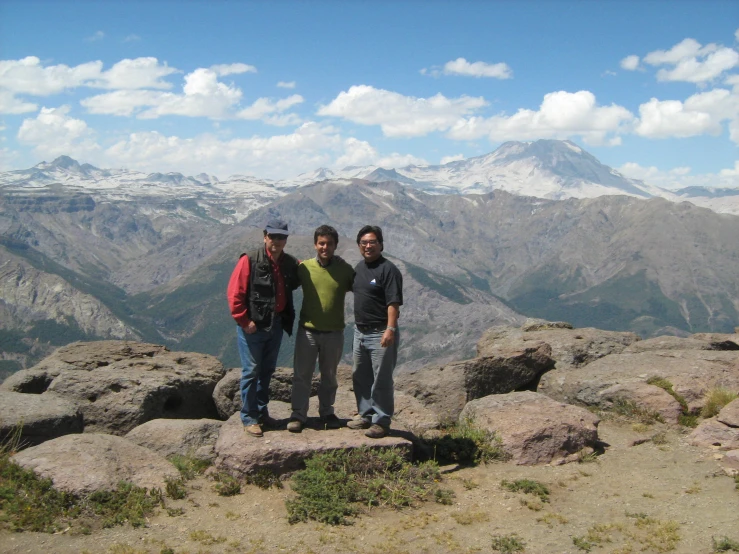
[0,0,738,189]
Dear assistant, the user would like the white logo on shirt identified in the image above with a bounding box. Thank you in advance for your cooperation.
[370,278,377,285]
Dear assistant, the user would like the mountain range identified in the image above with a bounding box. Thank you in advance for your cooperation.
[1,139,738,380]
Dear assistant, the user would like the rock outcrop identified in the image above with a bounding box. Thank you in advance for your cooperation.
[2,341,225,435]
[459,391,600,465]
[396,341,555,420]
[11,433,180,495]
[0,391,82,447]
[125,418,224,462]
[690,398,739,451]
[213,413,413,478]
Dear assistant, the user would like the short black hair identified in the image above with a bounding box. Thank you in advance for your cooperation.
[314,225,339,245]
[356,225,384,251]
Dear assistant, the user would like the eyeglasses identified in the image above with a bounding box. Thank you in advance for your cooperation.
[268,234,288,241]
[359,240,378,246]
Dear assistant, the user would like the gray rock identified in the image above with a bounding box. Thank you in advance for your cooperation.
[125,418,224,462]
[0,391,83,447]
[459,391,600,466]
[213,412,413,478]
[396,341,555,420]
[689,419,739,451]
[624,334,739,353]
[4,341,225,435]
[478,325,640,373]
[521,319,574,332]
[718,398,739,428]
[544,350,739,414]
[11,433,180,495]
[720,449,739,476]
[597,382,683,424]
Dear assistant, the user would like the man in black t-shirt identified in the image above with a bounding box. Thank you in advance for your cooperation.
[347,225,403,439]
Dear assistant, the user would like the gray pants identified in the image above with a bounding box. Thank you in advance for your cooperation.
[291,327,344,422]
[352,325,398,427]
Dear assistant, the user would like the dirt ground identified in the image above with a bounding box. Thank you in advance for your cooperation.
[1,419,737,554]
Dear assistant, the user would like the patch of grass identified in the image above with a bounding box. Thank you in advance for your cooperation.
[425,418,510,465]
[611,398,664,424]
[85,483,164,528]
[701,388,738,418]
[647,377,699,427]
[189,529,227,545]
[285,447,453,525]
[212,472,241,497]
[574,513,680,553]
[678,413,699,427]
[572,535,596,552]
[461,478,479,490]
[245,468,283,489]
[164,477,186,500]
[501,479,550,502]
[685,482,701,494]
[577,449,599,463]
[169,455,211,480]
[651,431,668,445]
[537,512,568,527]
[491,533,526,553]
[451,509,489,525]
[520,498,545,511]
[166,507,184,517]
[713,536,739,552]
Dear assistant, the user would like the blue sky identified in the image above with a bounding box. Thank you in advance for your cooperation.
[1,0,737,189]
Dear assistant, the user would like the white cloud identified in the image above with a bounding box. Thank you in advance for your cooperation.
[376,152,428,167]
[620,55,640,71]
[277,81,296,89]
[642,37,739,84]
[634,88,739,141]
[448,90,633,146]
[0,90,37,114]
[211,63,256,76]
[333,137,427,169]
[237,94,304,124]
[442,58,512,79]
[619,161,739,190]
[440,154,464,164]
[17,105,99,159]
[123,34,141,43]
[0,56,178,95]
[318,85,487,137]
[86,31,105,42]
[82,67,243,119]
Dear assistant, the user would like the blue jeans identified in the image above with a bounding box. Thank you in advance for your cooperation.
[352,325,399,427]
[237,318,283,426]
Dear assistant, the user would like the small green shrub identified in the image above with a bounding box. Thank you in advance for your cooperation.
[164,477,186,500]
[611,398,664,424]
[425,418,510,465]
[701,388,738,418]
[713,536,739,552]
[286,447,453,525]
[501,479,550,502]
[245,468,283,489]
[212,472,241,497]
[169,455,211,480]
[85,483,163,528]
[491,533,526,553]
[572,536,594,552]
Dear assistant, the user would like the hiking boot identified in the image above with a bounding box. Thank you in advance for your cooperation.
[287,418,304,433]
[365,424,389,439]
[243,423,263,437]
[347,418,371,430]
[320,414,342,429]
[260,414,278,428]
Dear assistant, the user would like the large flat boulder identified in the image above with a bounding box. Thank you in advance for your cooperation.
[0,391,82,447]
[3,341,225,435]
[597,382,683,424]
[689,419,739,451]
[459,391,600,466]
[717,398,739,428]
[125,418,224,462]
[477,324,640,372]
[543,350,739,414]
[396,341,554,420]
[213,412,413,478]
[11,433,180,495]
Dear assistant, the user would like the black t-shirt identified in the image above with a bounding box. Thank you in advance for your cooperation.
[353,256,403,326]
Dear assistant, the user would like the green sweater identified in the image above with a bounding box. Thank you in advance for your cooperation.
[298,256,354,331]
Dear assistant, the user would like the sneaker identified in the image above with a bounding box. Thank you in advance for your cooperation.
[287,418,304,433]
[260,414,278,428]
[320,414,342,429]
[243,423,263,437]
[346,418,371,430]
[365,424,389,439]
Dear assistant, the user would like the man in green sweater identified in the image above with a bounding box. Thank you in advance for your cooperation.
[288,225,354,432]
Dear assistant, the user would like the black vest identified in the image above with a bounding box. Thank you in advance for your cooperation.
[243,247,299,335]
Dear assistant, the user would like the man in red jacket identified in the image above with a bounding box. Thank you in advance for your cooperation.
[227,219,300,437]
